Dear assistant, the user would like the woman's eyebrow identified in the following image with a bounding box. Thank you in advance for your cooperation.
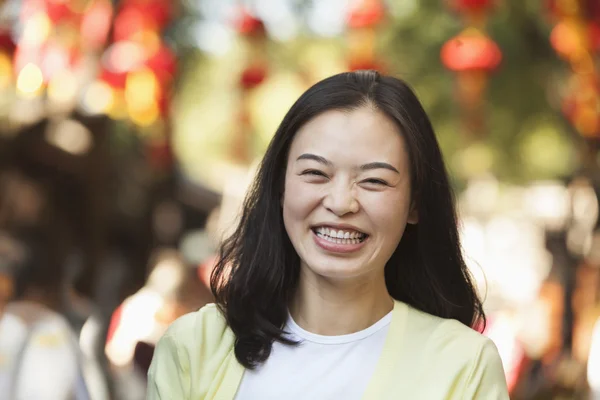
[296,153,332,166]
[359,162,399,174]
[297,154,399,173]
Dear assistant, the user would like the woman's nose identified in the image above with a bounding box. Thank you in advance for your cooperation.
[322,182,359,216]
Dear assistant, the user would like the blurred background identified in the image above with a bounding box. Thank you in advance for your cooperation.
[0,0,598,398]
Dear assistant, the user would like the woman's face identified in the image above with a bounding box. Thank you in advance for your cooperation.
[282,106,417,282]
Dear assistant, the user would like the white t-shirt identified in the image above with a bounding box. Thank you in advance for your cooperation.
[235,311,392,400]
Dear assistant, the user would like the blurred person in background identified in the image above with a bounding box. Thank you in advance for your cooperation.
[148,71,509,399]
[0,169,92,399]
[106,247,213,399]
[0,228,90,399]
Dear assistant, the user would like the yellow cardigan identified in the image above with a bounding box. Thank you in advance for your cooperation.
[147,301,509,399]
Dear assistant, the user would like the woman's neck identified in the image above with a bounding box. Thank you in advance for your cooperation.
[289,269,393,336]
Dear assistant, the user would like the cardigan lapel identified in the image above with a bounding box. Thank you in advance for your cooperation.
[208,349,245,400]
[361,300,408,400]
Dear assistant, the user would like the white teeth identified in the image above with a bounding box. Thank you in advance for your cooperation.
[313,226,366,244]
[315,234,361,245]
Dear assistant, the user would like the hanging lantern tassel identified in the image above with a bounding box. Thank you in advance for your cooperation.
[230,95,253,164]
[457,70,488,134]
[441,28,502,137]
[346,0,386,72]
[447,0,495,28]
[229,8,269,165]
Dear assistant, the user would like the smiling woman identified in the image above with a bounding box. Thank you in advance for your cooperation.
[147,70,509,400]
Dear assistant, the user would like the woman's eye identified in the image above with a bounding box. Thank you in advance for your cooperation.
[363,178,388,186]
[302,169,327,177]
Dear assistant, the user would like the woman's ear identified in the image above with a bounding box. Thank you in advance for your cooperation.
[407,203,418,225]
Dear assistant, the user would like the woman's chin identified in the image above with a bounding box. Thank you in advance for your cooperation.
[302,262,374,282]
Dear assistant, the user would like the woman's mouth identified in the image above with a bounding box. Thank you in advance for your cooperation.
[312,226,369,251]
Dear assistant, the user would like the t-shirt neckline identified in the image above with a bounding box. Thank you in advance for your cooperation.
[286,310,392,345]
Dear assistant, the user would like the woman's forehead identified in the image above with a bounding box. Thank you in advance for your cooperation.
[288,108,407,165]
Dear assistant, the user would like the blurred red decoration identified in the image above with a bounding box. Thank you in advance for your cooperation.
[147,140,173,170]
[157,91,171,117]
[113,1,172,42]
[550,21,583,60]
[81,0,113,49]
[347,0,385,29]
[348,58,386,73]
[44,0,76,23]
[585,0,600,23]
[145,44,177,83]
[561,78,600,137]
[589,23,600,52]
[449,0,494,13]
[132,0,172,29]
[232,8,266,37]
[0,31,16,55]
[239,64,267,90]
[100,68,127,89]
[545,0,559,18]
[545,0,573,19]
[106,304,123,345]
[113,6,147,41]
[441,30,502,72]
[547,0,600,20]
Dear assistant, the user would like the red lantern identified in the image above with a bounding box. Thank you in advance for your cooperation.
[239,64,267,90]
[232,8,266,37]
[347,0,385,29]
[441,30,502,72]
[449,0,494,13]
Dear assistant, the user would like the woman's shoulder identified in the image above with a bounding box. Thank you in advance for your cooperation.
[401,302,499,359]
[162,303,234,352]
[148,304,237,399]
[394,304,508,397]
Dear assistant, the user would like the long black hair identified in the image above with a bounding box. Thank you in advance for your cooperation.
[211,70,485,369]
